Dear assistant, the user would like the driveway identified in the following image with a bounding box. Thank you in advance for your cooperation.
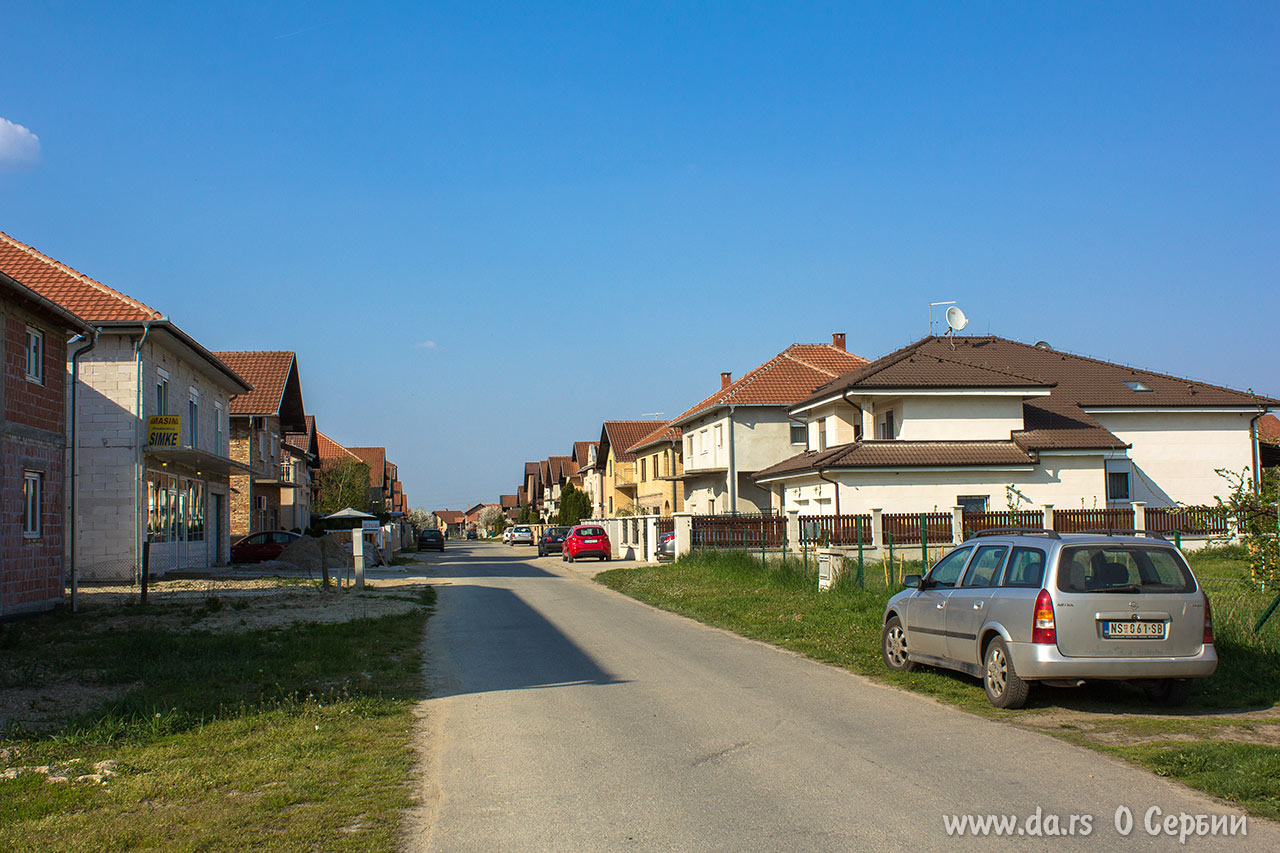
[407,541,1274,850]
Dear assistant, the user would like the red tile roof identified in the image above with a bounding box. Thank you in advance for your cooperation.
[672,343,868,426]
[601,420,668,462]
[627,423,683,454]
[0,231,162,323]
[214,351,297,416]
[435,510,464,524]
[348,447,387,488]
[317,431,362,467]
[1260,414,1280,446]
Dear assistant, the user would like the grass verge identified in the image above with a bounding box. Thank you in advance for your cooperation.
[0,586,434,851]
[597,550,1280,820]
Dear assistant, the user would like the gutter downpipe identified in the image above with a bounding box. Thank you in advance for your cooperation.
[133,321,154,584]
[68,328,100,613]
[816,468,841,517]
[1250,410,1267,494]
[727,406,737,515]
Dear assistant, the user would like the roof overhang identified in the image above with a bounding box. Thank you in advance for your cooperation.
[0,270,96,335]
[96,320,252,394]
[1082,407,1271,414]
[791,386,1053,416]
[756,464,1038,484]
[144,446,254,476]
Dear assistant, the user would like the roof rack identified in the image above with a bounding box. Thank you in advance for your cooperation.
[968,527,1061,540]
[1073,529,1169,541]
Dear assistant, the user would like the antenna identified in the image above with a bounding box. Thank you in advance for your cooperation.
[928,301,956,335]
[640,412,664,418]
[944,305,968,350]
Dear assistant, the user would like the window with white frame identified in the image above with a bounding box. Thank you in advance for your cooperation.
[714,424,723,447]
[156,368,169,416]
[699,430,707,454]
[25,327,44,384]
[214,402,224,453]
[23,470,42,537]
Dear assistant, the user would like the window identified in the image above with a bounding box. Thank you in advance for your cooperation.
[881,410,895,440]
[188,397,199,447]
[699,430,707,454]
[1002,548,1046,588]
[662,451,669,477]
[714,424,723,447]
[1123,380,1153,393]
[156,369,169,416]
[1107,471,1130,501]
[957,495,989,514]
[608,496,614,513]
[685,436,693,458]
[962,546,1008,588]
[790,423,806,445]
[925,546,973,588]
[25,327,43,384]
[640,458,647,482]
[23,471,42,537]
[214,402,224,452]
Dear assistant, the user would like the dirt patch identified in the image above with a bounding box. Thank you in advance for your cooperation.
[1016,707,1280,747]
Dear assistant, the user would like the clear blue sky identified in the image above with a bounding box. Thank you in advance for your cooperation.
[3,2,1277,510]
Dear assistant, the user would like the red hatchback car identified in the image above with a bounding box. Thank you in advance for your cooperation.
[562,524,612,562]
[230,530,302,563]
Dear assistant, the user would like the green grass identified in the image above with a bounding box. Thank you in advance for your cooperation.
[597,549,1280,818]
[0,588,434,851]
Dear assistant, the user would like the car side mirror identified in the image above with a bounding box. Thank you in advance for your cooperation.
[902,574,923,589]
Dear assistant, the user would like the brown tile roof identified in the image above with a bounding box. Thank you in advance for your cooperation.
[284,414,318,458]
[602,420,668,462]
[572,441,596,465]
[756,441,1037,480]
[627,423,683,454]
[348,447,387,488]
[0,231,163,323]
[500,494,519,509]
[214,351,297,416]
[1260,414,1280,446]
[672,343,869,426]
[435,510,464,524]
[317,431,361,467]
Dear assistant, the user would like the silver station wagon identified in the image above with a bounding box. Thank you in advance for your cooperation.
[881,529,1217,708]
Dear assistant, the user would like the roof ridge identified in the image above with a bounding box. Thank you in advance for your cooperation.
[0,231,163,321]
[919,350,1048,385]
[777,347,845,378]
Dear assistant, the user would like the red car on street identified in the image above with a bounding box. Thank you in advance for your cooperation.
[230,530,302,563]
[562,524,612,562]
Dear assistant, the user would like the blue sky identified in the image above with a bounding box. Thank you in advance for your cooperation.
[3,2,1277,510]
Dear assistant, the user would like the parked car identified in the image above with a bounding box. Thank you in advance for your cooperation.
[537,526,572,557]
[881,530,1217,709]
[465,528,478,540]
[418,529,445,551]
[230,530,303,563]
[508,525,535,545]
[562,524,611,562]
[659,531,676,558]
[502,527,514,544]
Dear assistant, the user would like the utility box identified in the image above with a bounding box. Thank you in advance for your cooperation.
[817,548,842,591]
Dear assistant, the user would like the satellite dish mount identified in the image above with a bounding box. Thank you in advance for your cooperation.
[944,305,968,349]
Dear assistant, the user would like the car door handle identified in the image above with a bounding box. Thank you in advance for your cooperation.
[936,602,945,609]
[973,601,984,609]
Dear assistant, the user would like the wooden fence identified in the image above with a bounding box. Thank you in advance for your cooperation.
[1144,506,1230,535]
[881,512,954,545]
[961,510,1045,536]
[691,515,786,548]
[798,513,873,545]
[1052,507,1135,533]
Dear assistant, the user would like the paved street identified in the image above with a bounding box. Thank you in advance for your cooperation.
[407,541,1275,851]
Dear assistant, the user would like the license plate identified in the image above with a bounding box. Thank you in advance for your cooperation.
[1102,620,1166,639]
[585,538,598,544]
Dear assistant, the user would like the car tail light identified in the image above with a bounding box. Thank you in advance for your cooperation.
[1203,593,1214,645]
[1032,589,1056,645]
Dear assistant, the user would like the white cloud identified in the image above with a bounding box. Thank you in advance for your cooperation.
[0,118,41,169]
[415,340,439,350]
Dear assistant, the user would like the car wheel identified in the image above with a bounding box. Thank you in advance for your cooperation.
[1145,678,1194,706]
[566,552,574,563]
[881,616,917,673]
[984,637,1030,708]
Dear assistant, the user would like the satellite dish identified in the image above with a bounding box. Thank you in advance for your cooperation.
[945,305,969,332]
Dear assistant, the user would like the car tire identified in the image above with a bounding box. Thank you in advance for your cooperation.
[566,552,574,563]
[881,615,917,673]
[983,637,1031,709]
[1145,678,1194,706]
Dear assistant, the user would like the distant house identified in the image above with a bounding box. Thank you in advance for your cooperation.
[670,334,867,514]
[572,440,601,517]
[1259,414,1280,469]
[626,423,684,516]
[757,335,1279,516]
[596,420,666,516]
[0,263,94,615]
[282,415,320,531]
[434,509,465,537]
[524,462,543,514]
[1,231,252,581]
[500,493,519,519]
[215,351,308,536]
[349,446,404,514]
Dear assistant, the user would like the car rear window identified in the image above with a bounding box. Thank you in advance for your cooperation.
[576,527,604,537]
[1056,545,1196,594]
[549,527,571,535]
[1001,547,1045,588]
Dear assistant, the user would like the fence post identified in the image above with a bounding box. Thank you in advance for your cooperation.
[951,505,965,544]
[786,510,800,555]
[674,512,693,558]
[887,530,894,566]
[871,508,883,559]
[1043,504,1054,532]
[856,517,864,588]
[645,515,660,564]
[141,540,150,604]
[919,513,927,565]
[1132,501,1146,533]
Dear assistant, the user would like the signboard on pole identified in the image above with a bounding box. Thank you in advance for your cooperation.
[147,415,182,448]
[362,519,380,536]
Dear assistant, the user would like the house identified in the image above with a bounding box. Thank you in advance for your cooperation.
[1,231,252,581]
[524,461,543,514]
[500,493,519,519]
[572,440,602,517]
[596,420,666,516]
[542,455,578,518]
[348,446,404,514]
[214,351,308,536]
[626,423,684,516]
[1259,414,1280,469]
[756,335,1279,516]
[0,262,94,615]
[282,415,320,531]
[434,509,465,537]
[670,334,867,514]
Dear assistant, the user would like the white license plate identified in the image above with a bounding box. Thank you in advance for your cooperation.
[584,538,599,544]
[1102,620,1166,639]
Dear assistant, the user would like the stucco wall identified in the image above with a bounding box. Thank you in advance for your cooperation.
[898,395,1025,441]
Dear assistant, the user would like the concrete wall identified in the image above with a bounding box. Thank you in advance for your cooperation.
[898,395,1025,441]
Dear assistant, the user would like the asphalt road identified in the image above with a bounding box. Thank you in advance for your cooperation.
[407,541,1275,851]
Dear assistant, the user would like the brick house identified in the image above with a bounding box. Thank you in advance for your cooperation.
[0,265,94,615]
[1,232,252,581]
[282,414,320,531]
[348,446,405,514]
[214,351,308,537]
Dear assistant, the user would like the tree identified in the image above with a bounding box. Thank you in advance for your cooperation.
[518,504,538,523]
[558,482,592,526]
[479,505,505,536]
[315,458,374,517]
[405,507,433,533]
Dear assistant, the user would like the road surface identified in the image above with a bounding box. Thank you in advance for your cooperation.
[407,541,1274,851]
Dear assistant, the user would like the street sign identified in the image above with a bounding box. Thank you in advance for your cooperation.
[147,415,182,447]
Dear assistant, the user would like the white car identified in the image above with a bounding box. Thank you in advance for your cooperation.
[508,525,535,545]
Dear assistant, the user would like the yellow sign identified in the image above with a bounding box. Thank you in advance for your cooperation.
[147,415,182,448]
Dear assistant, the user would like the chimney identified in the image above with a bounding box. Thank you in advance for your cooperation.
[721,372,732,389]
[832,332,846,351]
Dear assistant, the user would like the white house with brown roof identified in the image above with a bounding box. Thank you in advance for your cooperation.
[756,335,1279,517]
[670,334,868,515]
[0,231,253,580]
